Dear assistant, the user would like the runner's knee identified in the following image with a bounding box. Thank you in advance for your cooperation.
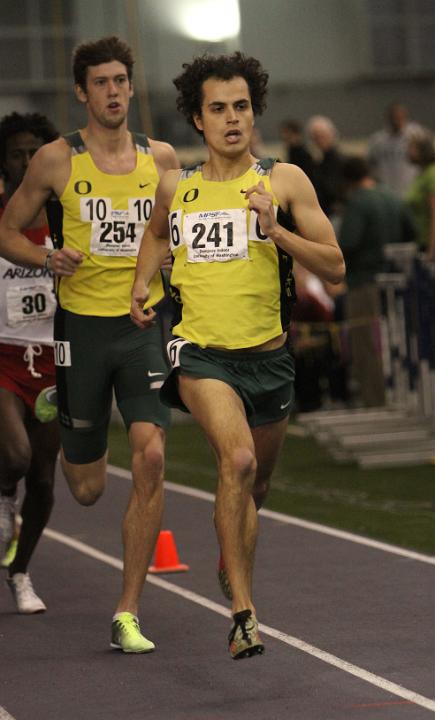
[62,463,104,506]
[220,447,257,488]
[233,447,257,477]
[69,481,103,506]
[132,442,164,493]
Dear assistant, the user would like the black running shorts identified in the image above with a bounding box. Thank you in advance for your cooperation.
[54,308,170,464]
[161,339,295,427]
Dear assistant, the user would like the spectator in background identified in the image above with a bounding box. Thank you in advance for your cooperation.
[291,262,334,412]
[339,156,416,407]
[306,115,347,404]
[367,102,422,198]
[406,130,435,261]
[280,119,314,178]
[306,115,344,220]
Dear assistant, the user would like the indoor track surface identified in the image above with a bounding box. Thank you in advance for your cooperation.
[1,464,435,720]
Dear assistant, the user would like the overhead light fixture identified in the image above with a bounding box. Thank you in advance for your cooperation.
[179,0,240,42]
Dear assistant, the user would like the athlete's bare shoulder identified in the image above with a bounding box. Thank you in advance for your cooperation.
[28,137,72,193]
[148,138,180,175]
[35,136,71,165]
[270,160,316,209]
[271,160,308,184]
[16,136,71,197]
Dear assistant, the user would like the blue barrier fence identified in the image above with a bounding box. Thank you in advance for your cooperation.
[378,245,435,424]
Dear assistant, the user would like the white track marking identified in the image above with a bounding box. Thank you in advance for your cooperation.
[107,464,435,567]
[43,526,435,712]
[0,707,17,719]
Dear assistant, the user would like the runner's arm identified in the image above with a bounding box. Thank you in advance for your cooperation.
[149,138,181,175]
[130,169,179,328]
[246,163,345,284]
[0,142,83,275]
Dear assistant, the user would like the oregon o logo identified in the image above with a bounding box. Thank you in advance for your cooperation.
[183,188,199,203]
[74,180,92,195]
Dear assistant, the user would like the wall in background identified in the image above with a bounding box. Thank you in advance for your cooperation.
[0,0,434,146]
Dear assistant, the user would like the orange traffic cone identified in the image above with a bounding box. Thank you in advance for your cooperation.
[148,530,189,574]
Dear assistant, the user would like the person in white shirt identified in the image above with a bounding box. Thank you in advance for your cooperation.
[367,102,422,198]
[0,111,59,614]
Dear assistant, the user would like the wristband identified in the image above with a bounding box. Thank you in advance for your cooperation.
[44,249,55,271]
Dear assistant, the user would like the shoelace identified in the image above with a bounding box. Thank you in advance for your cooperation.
[228,611,253,644]
[115,616,139,633]
[23,344,43,378]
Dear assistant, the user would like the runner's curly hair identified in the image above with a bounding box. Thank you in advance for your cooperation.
[73,35,134,92]
[0,112,59,178]
[173,52,269,136]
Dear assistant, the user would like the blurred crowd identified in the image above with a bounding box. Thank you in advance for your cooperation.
[277,103,434,413]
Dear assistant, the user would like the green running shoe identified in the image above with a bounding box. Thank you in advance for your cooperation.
[110,612,155,653]
[1,537,18,568]
[34,385,57,423]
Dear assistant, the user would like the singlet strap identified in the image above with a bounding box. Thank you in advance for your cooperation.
[63,131,86,154]
[132,132,151,154]
[180,159,277,181]
[255,157,277,175]
[63,130,151,156]
[180,162,203,180]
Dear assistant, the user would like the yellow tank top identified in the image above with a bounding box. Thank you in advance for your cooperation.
[169,159,295,349]
[48,131,164,316]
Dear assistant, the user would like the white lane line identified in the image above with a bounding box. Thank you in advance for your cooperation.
[107,464,435,567]
[0,707,17,720]
[43,526,435,713]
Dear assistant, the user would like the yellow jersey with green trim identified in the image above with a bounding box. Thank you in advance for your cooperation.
[47,131,164,316]
[169,159,295,349]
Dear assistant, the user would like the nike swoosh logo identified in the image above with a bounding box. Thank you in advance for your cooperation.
[139,182,150,188]
[280,400,291,410]
[147,371,164,377]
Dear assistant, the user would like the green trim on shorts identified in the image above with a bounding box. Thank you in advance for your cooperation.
[160,340,295,427]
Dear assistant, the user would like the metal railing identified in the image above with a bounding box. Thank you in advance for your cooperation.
[297,244,435,468]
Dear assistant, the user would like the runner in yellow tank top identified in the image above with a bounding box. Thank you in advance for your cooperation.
[131,52,345,659]
[168,158,292,348]
[0,36,179,654]
[54,129,164,316]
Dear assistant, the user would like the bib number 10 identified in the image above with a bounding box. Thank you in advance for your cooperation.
[82,196,152,256]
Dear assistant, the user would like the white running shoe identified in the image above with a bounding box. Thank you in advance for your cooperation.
[7,573,47,614]
[0,493,17,544]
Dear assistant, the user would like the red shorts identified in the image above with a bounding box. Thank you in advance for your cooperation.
[0,343,56,414]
